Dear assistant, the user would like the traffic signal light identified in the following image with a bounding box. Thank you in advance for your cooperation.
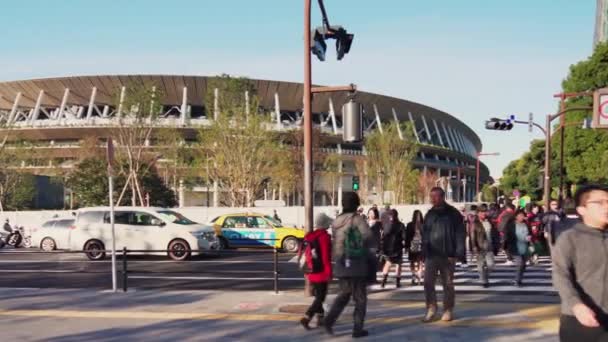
[311,26,354,62]
[352,176,360,191]
[485,118,514,130]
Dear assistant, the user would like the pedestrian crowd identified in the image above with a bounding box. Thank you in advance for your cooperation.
[296,185,608,341]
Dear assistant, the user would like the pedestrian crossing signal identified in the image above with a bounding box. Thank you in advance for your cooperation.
[352,176,360,191]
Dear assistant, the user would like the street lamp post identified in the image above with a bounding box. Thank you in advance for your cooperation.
[542,106,592,209]
[303,0,355,234]
[303,0,313,234]
[476,152,500,202]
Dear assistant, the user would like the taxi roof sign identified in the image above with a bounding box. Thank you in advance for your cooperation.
[592,88,608,129]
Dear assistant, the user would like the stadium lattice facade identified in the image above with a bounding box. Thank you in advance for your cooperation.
[0,75,489,207]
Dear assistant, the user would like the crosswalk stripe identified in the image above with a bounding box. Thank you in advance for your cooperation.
[373,253,555,294]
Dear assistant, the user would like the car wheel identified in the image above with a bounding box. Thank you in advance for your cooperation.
[84,240,106,261]
[168,239,191,261]
[41,237,56,251]
[282,237,299,253]
[218,237,229,250]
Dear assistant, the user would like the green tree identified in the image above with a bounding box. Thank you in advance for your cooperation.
[0,172,36,210]
[365,122,419,204]
[198,76,292,207]
[67,157,177,208]
[558,42,608,185]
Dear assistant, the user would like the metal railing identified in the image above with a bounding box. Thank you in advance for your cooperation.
[0,239,288,294]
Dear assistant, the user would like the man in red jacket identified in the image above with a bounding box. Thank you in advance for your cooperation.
[300,212,333,330]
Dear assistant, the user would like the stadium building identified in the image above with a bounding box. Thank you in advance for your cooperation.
[0,75,489,207]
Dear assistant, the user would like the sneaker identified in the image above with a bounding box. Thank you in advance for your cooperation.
[441,310,453,322]
[352,330,369,338]
[323,323,334,336]
[482,282,490,288]
[422,306,438,323]
[300,317,311,330]
[505,260,514,266]
[316,314,325,327]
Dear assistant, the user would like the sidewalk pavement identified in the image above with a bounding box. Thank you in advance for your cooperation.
[0,287,560,341]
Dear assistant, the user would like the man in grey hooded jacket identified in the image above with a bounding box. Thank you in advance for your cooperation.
[323,192,375,338]
[553,184,608,341]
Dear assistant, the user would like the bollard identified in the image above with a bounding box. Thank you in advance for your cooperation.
[273,246,279,294]
[122,247,128,292]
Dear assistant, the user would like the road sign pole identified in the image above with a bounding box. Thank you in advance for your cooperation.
[109,173,117,292]
[107,138,117,292]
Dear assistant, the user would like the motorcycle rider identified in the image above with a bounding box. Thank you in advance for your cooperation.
[3,219,11,234]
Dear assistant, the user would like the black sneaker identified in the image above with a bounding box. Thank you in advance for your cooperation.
[323,323,334,336]
[300,317,311,330]
[482,282,490,288]
[352,330,369,338]
[516,282,523,288]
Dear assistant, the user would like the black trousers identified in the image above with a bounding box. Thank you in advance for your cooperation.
[560,315,608,342]
[324,278,367,332]
[305,282,328,317]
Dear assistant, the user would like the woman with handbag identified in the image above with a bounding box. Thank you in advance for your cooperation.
[406,210,425,285]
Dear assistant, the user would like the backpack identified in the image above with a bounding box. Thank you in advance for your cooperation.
[298,235,324,274]
[344,215,366,259]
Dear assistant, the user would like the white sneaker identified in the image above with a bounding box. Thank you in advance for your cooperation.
[505,260,514,266]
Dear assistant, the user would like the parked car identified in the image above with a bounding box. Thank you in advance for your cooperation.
[210,213,303,252]
[69,207,219,261]
[31,218,75,251]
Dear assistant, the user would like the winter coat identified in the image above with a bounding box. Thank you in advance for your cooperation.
[303,229,332,283]
[422,203,466,259]
[471,219,500,254]
[331,213,375,278]
[504,221,531,256]
[381,221,405,258]
[369,221,383,251]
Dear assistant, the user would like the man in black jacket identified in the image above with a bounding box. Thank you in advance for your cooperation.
[422,187,466,323]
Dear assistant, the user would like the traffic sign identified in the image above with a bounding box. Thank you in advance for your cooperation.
[528,113,534,133]
[592,88,608,128]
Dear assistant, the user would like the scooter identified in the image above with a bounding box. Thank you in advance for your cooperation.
[4,226,26,248]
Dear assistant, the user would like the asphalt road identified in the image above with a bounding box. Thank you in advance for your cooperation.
[0,248,304,291]
[0,248,557,296]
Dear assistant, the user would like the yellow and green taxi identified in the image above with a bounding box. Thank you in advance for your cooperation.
[209,213,304,252]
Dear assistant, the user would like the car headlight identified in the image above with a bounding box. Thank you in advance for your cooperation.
[192,231,217,242]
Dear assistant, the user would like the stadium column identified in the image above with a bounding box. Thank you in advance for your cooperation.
[180,86,188,125]
[8,92,22,125]
[274,92,281,130]
[29,90,44,124]
[373,104,383,134]
[86,87,97,121]
[391,108,403,140]
[328,97,338,134]
[57,88,69,121]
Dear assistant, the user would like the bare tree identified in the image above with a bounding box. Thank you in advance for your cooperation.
[418,170,439,204]
[113,83,163,207]
[322,153,342,206]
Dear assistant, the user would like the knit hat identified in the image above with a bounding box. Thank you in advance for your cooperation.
[314,212,333,230]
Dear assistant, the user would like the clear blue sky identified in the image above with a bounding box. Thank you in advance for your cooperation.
[0,0,596,178]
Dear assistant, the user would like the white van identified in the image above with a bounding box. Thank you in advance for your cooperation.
[69,207,219,261]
